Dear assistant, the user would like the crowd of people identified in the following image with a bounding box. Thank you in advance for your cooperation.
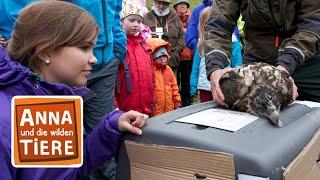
[0,0,319,179]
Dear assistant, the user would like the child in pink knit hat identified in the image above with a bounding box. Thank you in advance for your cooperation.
[116,1,155,116]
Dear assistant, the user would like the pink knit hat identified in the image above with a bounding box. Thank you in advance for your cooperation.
[121,0,144,19]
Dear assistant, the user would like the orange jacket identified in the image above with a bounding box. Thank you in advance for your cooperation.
[152,64,181,116]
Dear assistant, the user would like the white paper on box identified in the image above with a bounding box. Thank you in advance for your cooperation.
[175,109,259,132]
[238,174,270,180]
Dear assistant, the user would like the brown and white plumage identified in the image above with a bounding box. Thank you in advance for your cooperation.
[220,63,293,127]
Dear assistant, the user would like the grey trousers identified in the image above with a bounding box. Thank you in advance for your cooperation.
[84,58,119,180]
[84,58,119,133]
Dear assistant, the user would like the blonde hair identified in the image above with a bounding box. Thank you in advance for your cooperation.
[197,7,212,54]
[7,1,99,71]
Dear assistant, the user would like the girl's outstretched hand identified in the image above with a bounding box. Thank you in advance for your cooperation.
[118,110,149,135]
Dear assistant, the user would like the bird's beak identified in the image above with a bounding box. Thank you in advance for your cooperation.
[277,119,283,128]
[268,110,282,128]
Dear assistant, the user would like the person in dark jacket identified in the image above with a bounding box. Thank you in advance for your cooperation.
[205,0,320,106]
[143,0,185,78]
[174,0,193,107]
[0,2,147,180]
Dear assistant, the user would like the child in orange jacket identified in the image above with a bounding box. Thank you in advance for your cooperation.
[146,38,181,116]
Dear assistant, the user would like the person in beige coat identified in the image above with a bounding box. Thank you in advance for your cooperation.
[143,0,185,78]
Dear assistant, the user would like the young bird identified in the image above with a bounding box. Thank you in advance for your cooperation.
[219,63,293,127]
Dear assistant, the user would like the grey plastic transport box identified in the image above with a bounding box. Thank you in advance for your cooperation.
[116,102,320,179]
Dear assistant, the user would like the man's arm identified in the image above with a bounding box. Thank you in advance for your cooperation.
[276,0,320,74]
[203,0,241,107]
[204,0,241,78]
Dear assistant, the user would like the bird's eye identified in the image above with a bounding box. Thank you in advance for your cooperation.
[254,99,263,107]
[267,94,272,100]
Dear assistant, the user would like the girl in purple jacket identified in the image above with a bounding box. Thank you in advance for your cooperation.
[0,1,147,180]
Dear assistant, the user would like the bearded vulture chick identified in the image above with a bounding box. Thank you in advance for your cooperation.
[219,63,293,127]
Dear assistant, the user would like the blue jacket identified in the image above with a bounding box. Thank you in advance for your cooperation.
[0,0,36,41]
[185,0,212,52]
[0,0,126,71]
[77,0,126,71]
[0,47,123,180]
[190,30,242,96]
[190,49,201,96]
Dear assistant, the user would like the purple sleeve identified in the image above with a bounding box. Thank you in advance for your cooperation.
[77,110,123,176]
[0,140,15,180]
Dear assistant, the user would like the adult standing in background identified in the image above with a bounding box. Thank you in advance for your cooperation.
[143,0,185,79]
[72,1,127,179]
[78,0,126,133]
[185,0,212,53]
[174,0,193,106]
